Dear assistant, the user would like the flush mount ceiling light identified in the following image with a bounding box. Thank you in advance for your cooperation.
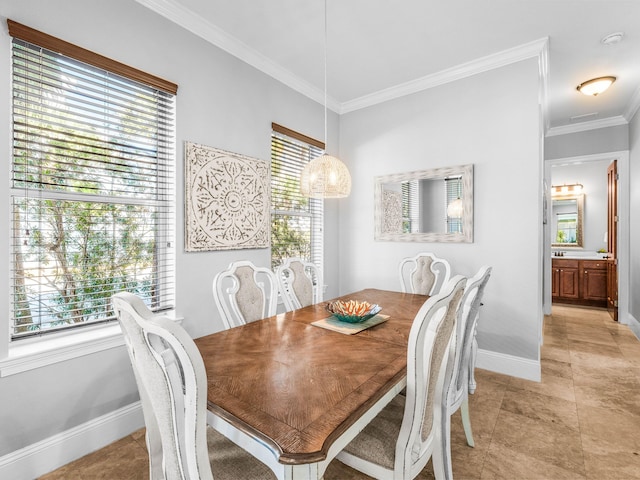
[576,76,616,96]
[300,0,351,198]
[601,32,624,46]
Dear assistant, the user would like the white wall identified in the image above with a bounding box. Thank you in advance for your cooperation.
[0,0,341,458]
[545,125,628,160]
[551,160,609,251]
[338,59,543,363]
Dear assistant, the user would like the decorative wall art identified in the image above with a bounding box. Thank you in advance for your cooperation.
[184,142,270,251]
[382,190,403,234]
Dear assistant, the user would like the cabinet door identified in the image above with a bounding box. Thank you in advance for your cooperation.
[583,267,607,301]
[552,267,560,298]
[607,260,618,321]
[558,268,579,299]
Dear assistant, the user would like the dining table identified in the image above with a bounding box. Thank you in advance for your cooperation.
[194,288,429,480]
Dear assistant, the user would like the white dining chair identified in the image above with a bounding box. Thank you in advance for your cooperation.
[441,265,492,480]
[399,252,452,296]
[212,260,278,329]
[112,292,275,480]
[275,257,323,311]
[336,275,466,480]
[468,269,491,396]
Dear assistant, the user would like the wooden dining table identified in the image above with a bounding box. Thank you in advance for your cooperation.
[194,288,429,480]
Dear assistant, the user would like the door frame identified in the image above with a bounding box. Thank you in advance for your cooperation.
[543,150,630,324]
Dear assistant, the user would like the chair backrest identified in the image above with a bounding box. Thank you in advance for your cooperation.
[112,292,213,480]
[275,257,323,311]
[212,260,278,329]
[395,275,466,478]
[450,266,492,397]
[399,252,452,296]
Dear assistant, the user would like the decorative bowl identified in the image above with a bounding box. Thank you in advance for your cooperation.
[326,300,382,324]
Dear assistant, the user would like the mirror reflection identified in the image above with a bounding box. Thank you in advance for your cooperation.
[375,164,473,243]
[551,194,584,247]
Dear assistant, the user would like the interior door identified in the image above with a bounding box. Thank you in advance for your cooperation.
[607,160,618,321]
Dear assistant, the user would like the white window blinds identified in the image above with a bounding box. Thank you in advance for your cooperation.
[446,176,463,233]
[10,21,176,338]
[271,123,324,270]
[402,180,420,233]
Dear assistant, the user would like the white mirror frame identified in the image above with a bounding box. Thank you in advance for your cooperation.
[374,164,473,243]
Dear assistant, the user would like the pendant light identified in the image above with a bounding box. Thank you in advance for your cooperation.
[300,0,351,198]
[446,176,464,219]
[447,198,464,219]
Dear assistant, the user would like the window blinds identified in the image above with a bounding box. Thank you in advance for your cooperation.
[10,28,176,338]
[402,180,420,233]
[445,176,463,233]
[271,125,324,269]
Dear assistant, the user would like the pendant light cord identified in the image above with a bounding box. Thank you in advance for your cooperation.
[323,0,328,148]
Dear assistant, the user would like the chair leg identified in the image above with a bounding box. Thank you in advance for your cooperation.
[460,396,475,447]
[440,407,454,480]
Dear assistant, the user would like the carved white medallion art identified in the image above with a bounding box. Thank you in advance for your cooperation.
[185,142,270,251]
[382,190,403,234]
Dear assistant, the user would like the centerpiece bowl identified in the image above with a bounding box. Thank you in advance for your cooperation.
[326,300,382,324]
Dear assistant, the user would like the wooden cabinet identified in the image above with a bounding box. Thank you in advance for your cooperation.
[552,259,579,301]
[552,258,607,307]
[582,260,607,302]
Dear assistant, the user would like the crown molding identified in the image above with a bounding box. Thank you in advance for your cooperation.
[545,115,628,137]
[137,0,548,116]
[623,84,640,122]
[135,0,341,112]
[339,37,549,114]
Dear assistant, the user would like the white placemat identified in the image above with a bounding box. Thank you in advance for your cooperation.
[311,314,389,335]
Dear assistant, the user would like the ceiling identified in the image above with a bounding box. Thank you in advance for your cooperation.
[136,0,640,135]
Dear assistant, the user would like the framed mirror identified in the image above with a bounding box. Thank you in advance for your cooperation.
[374,164,473,243]
[551,193,584,247]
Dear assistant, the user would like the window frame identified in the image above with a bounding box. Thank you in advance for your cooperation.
[0,20,178,374]
[270,123,324,271]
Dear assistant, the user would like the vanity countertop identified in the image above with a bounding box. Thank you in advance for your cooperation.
[552,253,609,260]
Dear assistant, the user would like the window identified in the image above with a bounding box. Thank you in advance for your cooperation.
[556,213,578,243]
[401,180,419,233]
[270,123,324,269]
[446,176,463,233]
[9,21,177,339]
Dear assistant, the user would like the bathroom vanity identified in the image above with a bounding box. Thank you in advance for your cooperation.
[552,256,607,307]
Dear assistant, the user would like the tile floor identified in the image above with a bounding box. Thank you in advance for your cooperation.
[40,304,640,479]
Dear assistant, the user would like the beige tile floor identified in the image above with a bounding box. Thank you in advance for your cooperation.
[40,304,640,479]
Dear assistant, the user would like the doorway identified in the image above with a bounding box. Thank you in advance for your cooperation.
[543,151,630,324]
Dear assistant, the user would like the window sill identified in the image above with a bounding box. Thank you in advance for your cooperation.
[0,312,182,377]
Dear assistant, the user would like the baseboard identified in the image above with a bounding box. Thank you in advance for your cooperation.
[476,348,541,382]
[627,313,640,341]
[0,402,143,480]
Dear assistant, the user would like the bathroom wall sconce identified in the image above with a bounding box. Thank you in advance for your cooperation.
[551,183,583,196]
[576,76,616,96]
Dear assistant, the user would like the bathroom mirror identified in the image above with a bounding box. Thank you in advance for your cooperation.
[374,164,473,243]
[551,194,584,247]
